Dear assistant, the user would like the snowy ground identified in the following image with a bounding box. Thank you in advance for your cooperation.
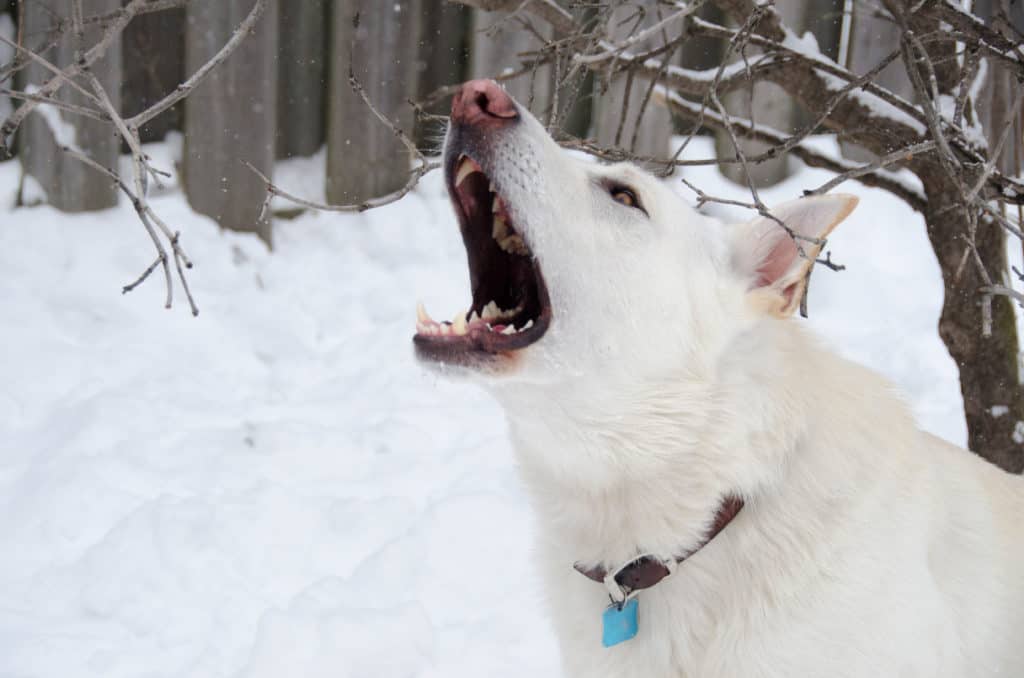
[0,136,966,678]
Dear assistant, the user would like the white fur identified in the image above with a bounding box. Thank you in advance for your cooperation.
[435,94,1024,677]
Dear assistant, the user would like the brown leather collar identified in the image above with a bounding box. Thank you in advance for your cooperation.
[574,496,744,598]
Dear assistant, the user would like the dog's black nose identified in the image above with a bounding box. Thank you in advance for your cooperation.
[451,79,518,127]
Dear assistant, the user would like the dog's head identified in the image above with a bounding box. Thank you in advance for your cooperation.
[415,80,857,391]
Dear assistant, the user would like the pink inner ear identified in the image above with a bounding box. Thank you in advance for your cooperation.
[754,235,797,288]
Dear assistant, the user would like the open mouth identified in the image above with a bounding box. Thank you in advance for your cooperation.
[414,155,551,361]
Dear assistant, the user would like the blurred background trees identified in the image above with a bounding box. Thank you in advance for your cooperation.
[2,0,1023,471]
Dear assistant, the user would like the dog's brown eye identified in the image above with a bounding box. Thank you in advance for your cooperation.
[610,186,641,210]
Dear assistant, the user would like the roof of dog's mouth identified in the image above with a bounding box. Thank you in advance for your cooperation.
[414,154,551,361]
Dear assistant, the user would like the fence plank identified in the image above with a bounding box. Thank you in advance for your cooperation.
[591,1,673,160]
[18,0,121,211]
[469,9,552,118]
[183,0,278,246]
[326,0,422,204]
[714,0,818,187]
[973,0,1024,177]
[277,0,328,159]
[0,8,12,139]
[839,1,913,162]
[415,1,468,149]
[122,7,185,144]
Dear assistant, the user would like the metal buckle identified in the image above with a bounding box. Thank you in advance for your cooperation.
[602,553,676,607]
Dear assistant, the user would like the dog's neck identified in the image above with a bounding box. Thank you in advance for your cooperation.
[494,318,910,571]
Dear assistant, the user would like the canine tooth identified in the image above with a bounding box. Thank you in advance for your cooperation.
[454,158,477,188]
[416,300,431,324]
[492,216,509,241]
[452,311,468,335]
[501,325,516,335]
[482,301,500,321]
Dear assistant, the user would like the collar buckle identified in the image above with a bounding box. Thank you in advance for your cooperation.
[603,553,676,605]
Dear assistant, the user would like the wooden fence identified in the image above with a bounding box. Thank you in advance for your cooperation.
[3,0,1020,247]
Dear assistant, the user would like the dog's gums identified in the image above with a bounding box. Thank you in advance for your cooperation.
[413,154,552,361]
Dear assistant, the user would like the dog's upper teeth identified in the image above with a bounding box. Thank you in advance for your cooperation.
[492,196,503,214]
[454,157,479,188]
[468,310,480,324]
[489,181,496,193]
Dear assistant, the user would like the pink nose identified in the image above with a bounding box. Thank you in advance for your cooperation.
[451,79,518,127]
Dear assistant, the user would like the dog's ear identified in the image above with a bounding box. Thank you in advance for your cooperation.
[732,194,858,317]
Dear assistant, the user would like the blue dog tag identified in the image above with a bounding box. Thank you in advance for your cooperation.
[602,598,639,647]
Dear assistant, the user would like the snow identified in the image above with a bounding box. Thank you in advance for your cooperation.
[24,84,84,153]
[0,134,965,677]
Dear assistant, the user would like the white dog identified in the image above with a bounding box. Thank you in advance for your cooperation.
[414,80,1024,677]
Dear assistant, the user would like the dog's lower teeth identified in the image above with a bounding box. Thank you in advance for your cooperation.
[452,310,468,335]
[493,216,509,241]
[499,235,528,255]
[501,325,516,335]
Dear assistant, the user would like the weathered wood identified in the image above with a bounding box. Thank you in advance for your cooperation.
[415,1,469,149]
[183,0,278,247]
[974,0,1024,177]
[0,8,13,141]
[17,0,121,211]
[470,8,552,118]
[326,0,422,204]
[277,0,327,159]
[715,0,812,187]
[122,6,185,144]
[591,1,674,160]
[839,1,914,162]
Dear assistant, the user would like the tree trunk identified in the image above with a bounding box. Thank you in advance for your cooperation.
[591,0,673,160]
[899,1,1024,472]
[921,178,1024,473]
[183,0,278,247]
[470,9,552,119]
[415,1,469,149]
[122,6,185,144]
[326,0,422,204]
[277,0,328,159]
[17,0,121,211]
